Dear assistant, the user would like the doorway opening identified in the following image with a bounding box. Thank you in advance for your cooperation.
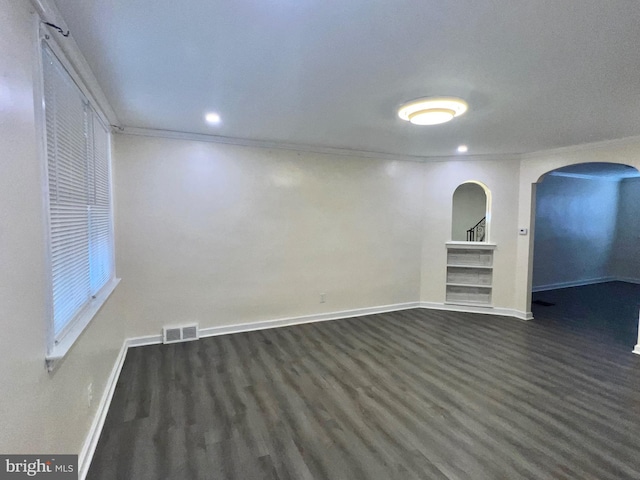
[530,162,640,349]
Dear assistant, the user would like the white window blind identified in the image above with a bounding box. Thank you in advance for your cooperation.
[42,42,114,345]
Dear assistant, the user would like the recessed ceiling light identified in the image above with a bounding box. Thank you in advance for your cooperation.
[457,145,468,153]
[398,97,468,126]
[205,112,221,124]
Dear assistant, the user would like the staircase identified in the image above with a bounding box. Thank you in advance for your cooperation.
[466,217,486,242]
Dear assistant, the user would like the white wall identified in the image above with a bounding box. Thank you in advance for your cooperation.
[532,174,619,289]
[111,135,425,335]
[612,177,640,282]
[420,158,521,311]
[0,0,124,457]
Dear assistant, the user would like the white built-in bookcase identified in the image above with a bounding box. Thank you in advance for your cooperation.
[445,242,496,306]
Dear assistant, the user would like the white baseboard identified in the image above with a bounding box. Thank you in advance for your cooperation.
[615,277,640,285]
[532,276,640,293]
[420,302,533,321]
[127,334,163,347]
[73,299,545,475]
[78,339,129,480]
[532,276,615,293]
[75,301,421,476]
[199,302,421,338]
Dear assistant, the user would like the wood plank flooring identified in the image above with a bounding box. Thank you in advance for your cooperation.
[88,282,640,479]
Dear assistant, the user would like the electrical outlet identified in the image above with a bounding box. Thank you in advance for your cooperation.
[320,293,326,303]
[87,383,93,407]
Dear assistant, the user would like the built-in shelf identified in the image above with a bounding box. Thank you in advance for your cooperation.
[446,264,493,269]
[445,241,497,249]
[444,300,494,308]
[445,243,495,306]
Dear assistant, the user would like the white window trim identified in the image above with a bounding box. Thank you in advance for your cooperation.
[45,278,120,369]
[35,24,120,371]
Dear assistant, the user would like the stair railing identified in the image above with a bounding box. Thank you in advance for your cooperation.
[466,217,486,242]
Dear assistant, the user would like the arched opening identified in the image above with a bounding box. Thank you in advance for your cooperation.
[529,162,640,349]
[451,181,491,242]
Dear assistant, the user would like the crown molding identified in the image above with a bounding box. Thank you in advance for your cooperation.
[521,134,640,160]
[117,126,425,162]
[117,126,520,163]
[30,0,119,125]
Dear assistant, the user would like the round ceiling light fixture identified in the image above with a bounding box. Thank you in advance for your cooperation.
[398,97,468,126]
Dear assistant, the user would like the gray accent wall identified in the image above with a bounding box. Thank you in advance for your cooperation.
[612,178,640,281]
[533,173,640,290]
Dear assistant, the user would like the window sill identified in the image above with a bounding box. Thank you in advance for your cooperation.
[45,277,121,372]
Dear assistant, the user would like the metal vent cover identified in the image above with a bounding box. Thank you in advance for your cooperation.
[182,325,198,341]
[163,324,199,344]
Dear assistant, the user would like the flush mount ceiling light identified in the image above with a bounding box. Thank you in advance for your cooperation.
[457,145,468,153]
[398,97,468,126]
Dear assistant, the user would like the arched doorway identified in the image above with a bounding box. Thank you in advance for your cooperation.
[529,162,640,349]
[451,181,491,242]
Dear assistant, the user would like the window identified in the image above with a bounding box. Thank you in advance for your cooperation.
[41,41,118,366]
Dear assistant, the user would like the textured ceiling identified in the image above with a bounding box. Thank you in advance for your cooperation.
[53,0,640,158]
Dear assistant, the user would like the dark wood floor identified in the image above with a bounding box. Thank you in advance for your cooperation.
[88,282,640,480]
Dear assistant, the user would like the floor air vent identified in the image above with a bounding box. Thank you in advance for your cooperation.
[163,324,199,344]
